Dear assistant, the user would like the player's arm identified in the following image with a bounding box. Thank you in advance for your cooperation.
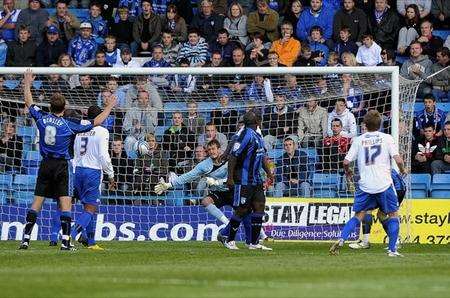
[393,155,406,176]
[388,135,407,176]
[98,129,115,189]
[343,140,358,179]
[92,95,117,127]
[262,155,275,181]
[23,69,35,108]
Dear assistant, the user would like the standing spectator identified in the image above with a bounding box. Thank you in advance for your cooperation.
[104,35,121,66]
[430,47,450,102]
[160,30,180,66]
[397,0,431,19]
[132,0,162,56]
[84,2,108,45]
[400,41,433,97]
[113,45,140,67]
[308,26,329,66]
[327,97,357,138]
[272,136,311,198]
[248,0,279,42]
[6,25,35,66]
[68,22,97,66]
[246,32,269,66]
[209,28,238,64]
[210,88,239,136]
[397,4,420,55]
[109,136,134,194]
[0,118,22,173]
[332,0,368,43]
[320,118,351,172]
[431,121,450,174]
[270,21,301,66]
[109,6,134,48]
[356,34,382,66]
[223,2,248,46]
[177,28,209,66]
[283,0,303,39]
[161,4,187,44]
[411,123,439,173]
[15,0,48,45]
[0,0,21,42]
[48,0,80,46]
[198,123,228,152]
[368,0,399,50]
[184,100,205,136]
[297,95,328,148]
[296,0,334,46]
[191,0,224,44]
[416,20,444,61]
[334,27,358,58]
[414,94,446,138]
[431,0,450,29]
[35,25,66,67]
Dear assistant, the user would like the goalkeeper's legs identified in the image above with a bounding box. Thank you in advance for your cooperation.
[20,196,45,249]
[202,197,229,225]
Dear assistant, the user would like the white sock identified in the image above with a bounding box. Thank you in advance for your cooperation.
[260,227,268,239]
[362,233,370,244]
[205,204,228,225]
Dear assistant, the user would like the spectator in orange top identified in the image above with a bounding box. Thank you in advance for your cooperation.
[270,21,301,66]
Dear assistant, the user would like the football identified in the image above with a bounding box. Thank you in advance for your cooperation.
[134,140,150,157]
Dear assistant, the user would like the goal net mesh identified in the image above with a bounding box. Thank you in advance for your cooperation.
[0,68,418,242]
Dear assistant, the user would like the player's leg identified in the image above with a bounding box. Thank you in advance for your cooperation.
[248,186,272,250]
[349,211,373,249]
[71,203,95,242]
[49,201,62,246]
[85,216,96,247]
[379,187,402,256]
[58,196,74,250]
[201,195,229,225]
[19,196,45,249]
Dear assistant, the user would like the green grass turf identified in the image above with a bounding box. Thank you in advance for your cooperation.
[0,241,449,298]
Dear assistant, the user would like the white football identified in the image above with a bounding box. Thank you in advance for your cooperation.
[134,140,150,157]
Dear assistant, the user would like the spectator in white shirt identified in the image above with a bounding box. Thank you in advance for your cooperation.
[356,34,382,66]
[113,45,140,68]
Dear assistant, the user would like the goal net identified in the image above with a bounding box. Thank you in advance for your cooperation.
[0,67,418,243]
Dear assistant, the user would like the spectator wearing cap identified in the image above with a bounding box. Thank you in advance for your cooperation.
[113,45,140,67]
[210,88,239,137]
[132,0,162,56]
[430,47,450,102]
[84,2,108,45]
[355,34,382,66]
[191,0,224,44]
[248,0,279,42]
[15,0,48,45]
[109,6,134,48]
[297,0,334,47]
[36,25,66,66]
[270,21,301,67]
[0,0,21,42]
[68,22,97,66]
[6,24,35,66]
[48,0,80,46]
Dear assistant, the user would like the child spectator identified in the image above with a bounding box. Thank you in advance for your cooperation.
[160,31,180,66]
[246,32,269,66]
[308,26,329,66]
[356,34,382,66]
[104,35,121,66]
[109,6,134,48]
[334,27,358,58]
[295,44,316,66]
[85,2,108,45]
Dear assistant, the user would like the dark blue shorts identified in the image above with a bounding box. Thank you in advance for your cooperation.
[353,186,399,214]
[74,167,101,206]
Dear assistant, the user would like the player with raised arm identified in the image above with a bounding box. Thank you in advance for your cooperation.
[329,110,406,257]
[19,70,116,251]
[221,111,274,251]
[71,105,116,251]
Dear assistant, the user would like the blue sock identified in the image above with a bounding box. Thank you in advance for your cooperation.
[70,211,93,239]
[50,209,61,242]
[362,214,373,235]
[86,218,96,246]
[242,214,252,244]
[60,211,72,247]
[227,215,242,241]
[386,217,400,252]
[221,222,230,237]
[381,219,388,235]
[340,217,361,242]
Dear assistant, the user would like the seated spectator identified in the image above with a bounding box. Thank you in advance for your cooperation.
[0,0,21,43]
[184,100,205,136]
[297,0,334,47]
[104,35,121,66]
[412,123,439,173]
[270,21,301,66]
[246,32,269,66]
[262,93,295,150]
[0,118,22,173]
[281,74,303,101]
[198,123,228,151]
[48,0,79,46]
[171,58,196,93]
[320,118,351,172]
[378,48,400,66]
[35,25,66,67]
[113,45,140,68]
[191,0,224,44]
[341,51,358,66]
[334,27,358,58]
[445,35,450,49]
[431,121,450,174]
[368,0,399,50]
[308,26,329,67]
[283,0,303,39]
[109,136,134,193]
[340,73,365,119]
[143,45,171,86]
[400,41,433,97]
[272,136,311,198]
[98,76,128,108]
[297,95,328,148]
[40,71,70,97]
[356,34,382,66]
[327,51,342,68]
[431,0,449,29]
[266,50,286,67]
[177,28,209,67]
[198,51,225,95]
[416,20,444,61]
[57,53,80,88]
[430,47,450,101]
[6,25,35,66]
[414,94,446,138]
[125,76,163,109]
[123,90,158,143]
[397,0,431,19]
[162,112,196,173]
[133,133,169,196]
[132,0,162,56]
[109,6,134,49]
[74,74,97,99]
[87,49,110,67]
[223,2,248,46]
[397,4,420,55]
[209,28,238,64]
[332,0,367,44]
[15,0,48,45]
[327,97,357,138]
[68,22,97,66]
[244,75,274,102]
[160,30,180,66]
[162,4,187,44]
[84,2,108,45]
[210,88,239,136]
[294,44,316,66]
[116,0,142,21]
[248,0,279,42]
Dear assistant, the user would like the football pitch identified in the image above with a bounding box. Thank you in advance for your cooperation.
[0,241,449,298]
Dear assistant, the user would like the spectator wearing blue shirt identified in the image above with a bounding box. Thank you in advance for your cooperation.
[334,26,358,58]
[0,0,21,42]
[340,73,365,120]
[85,2,108,45]
[104,35,121,66]
[414,94,447,138]
[142,44,171,87]
[68,22,97,66]
[191,0,224,44]
[297,0,335,48]
[308,26,329,66]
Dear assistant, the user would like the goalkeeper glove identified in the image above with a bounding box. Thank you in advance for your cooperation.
[205,177,221,186]
[154,178,172,195]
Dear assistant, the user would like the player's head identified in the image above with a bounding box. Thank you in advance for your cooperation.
[50,93,66,114]
[87,105,102,120]
[207,139,221,159]
[243,111,258,127]
[423,123,435,139]
[363,110,382,132]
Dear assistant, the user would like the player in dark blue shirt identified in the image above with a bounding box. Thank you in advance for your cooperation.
[19,70,116,251]
[222,111,274,250]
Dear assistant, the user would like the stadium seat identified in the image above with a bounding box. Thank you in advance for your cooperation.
[411,173,431,197]
[313,189,337,198]
[268,149,283,160]
[430,190,450,198]
[431,174,450,190]
[312,173,340,198]
[14,191,34,204]
[22,151,41,168]
[0,190,7,204]
[433,30,450,41]
[0,174,13,190]
[13,175,37,191]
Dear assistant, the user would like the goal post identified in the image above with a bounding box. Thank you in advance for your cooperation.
[0,66,418,243]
